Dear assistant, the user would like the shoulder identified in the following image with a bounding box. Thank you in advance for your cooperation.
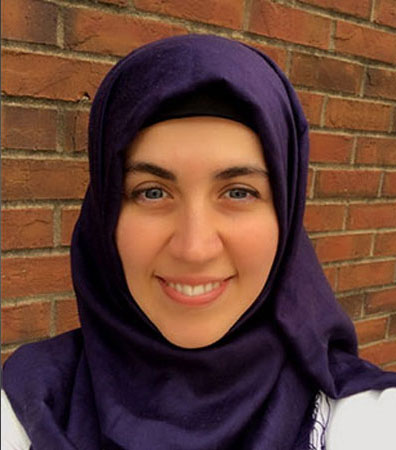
[1,390,31,450]
[313,388,396,450]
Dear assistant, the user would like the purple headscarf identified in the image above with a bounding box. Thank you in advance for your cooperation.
[3,34,396,450]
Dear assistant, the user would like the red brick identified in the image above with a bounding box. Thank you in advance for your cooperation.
[304,204,345,232]
[313,233,372,263]
[1,255,72,299]
[335,21,396,65]
[374,232,396,257]
[1,302,51,344]
[355,137,396,166]
[64,8,187,57]
[1,208,53,251]
[365,68,396,101]
[389,314,396,337]
[297,92,324,126]
[360,340,396,366]
[64,110,89,153]
[241,40,288,71]
[307,168,314,198]
[55,298,80,334]
[325,98,391,132]
[309,133,352,164]
[3,0,57,45]
[315,170,381,198]
[366,288,396,314]
[347,203,396,230]
[2,159,89,201]
[383,363,396,372]
[355,317,388,345]
[1,351,13,365]
[299,0,371,18]
[1,106,57,150]
[135,0,243,29]
[61,208,81,246]
[383,172,396,197]
[2,50,111,101]
[249,1,331,49]
[290,53,363,94]
[337,293,364,319]
[323,266,337,290]
[338,261,395,291]
[374,0,396,28]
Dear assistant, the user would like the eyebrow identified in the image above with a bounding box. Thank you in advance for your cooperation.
[124,161,269,181]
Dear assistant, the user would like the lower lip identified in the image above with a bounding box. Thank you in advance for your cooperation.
[157,277,231,306]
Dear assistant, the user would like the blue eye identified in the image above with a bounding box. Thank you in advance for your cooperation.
[127,186,260,203]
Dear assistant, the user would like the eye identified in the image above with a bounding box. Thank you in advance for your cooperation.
[125,186,260,203]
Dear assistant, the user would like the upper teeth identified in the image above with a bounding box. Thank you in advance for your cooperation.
[167,281,221,296]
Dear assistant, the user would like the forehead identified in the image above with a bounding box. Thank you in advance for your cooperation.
[125,116,267,168]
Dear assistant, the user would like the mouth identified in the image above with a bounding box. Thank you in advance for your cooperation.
[156,276,233,306]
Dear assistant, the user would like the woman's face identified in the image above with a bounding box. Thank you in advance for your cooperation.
[115,117,279,348]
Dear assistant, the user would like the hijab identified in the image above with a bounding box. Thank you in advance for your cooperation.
[3,33,396,450]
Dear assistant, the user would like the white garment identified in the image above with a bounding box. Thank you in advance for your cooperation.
[2,388,396,449]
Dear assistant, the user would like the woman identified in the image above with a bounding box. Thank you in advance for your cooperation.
[2,33,396,450]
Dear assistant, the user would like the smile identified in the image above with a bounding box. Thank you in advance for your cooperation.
[157,276,232,306]
[165,281,221,296]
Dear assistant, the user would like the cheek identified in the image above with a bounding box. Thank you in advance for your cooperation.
[232,211,279,278]
[115,210,166,275]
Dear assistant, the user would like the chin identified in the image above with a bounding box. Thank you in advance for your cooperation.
[160,328,227,349]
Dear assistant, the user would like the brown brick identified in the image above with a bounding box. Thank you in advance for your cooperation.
[383,172,396,197]
[347,203,396,230]
[2,208,53,251]
[297,92,324,126]
[365,68,396,101]
[325,98,391,132]
[374,0,396,28]
[299,0,371,18]
[1,255,72,299]
[383,362,396,372]
[366,288,396,314]
[309,133,353,164]
[1,106,57,150]
[64,110,89,153]
[360,340,396,366]
[337,293,364,319]
[355,137,396,166]
[389,314,396,337]
[61,208,81,246]
[315,170,381,198]
[338,261,395,292]
[64,8,187,57]
[2,50,111,101]
[249,1,331,49]
[241,40,288,71]
[304,204,345,232]
[1,302,51,344]
[2,159,89,201]
[313,233,372,263]
[374,232,396,257]
[290,53,363,94]
[135,0,243,29]
[335,21,396,65]
[355,317,388,345]
[55,298,81,334]
[2,351,13,365]
[323,266,337,290]
[3,0,57,45]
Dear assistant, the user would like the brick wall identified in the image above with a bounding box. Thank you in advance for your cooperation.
[2,0,396,370]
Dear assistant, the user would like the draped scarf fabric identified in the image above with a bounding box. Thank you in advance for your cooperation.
[3,34,396,450]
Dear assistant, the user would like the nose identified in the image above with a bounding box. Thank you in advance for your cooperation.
[167,201,225,264]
